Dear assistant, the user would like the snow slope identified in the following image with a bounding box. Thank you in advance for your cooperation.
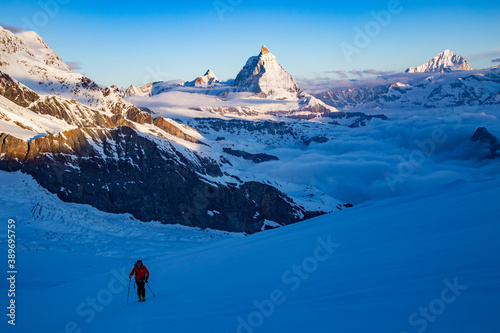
[1,169,499,332]
[0,171,241,255]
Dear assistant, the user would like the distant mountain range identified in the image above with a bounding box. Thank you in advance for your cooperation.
[119,45,387,122]
[119,48,500,112]
[314,50,500,110]
[120,45,301,100]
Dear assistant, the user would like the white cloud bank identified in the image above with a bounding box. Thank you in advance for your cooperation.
[248,107,500,204]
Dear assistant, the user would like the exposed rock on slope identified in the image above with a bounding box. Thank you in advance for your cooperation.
[222,148,279,163]
[0,70,214,145]
[153,116,202,144]
[0,71,40,107]
[0,126,322,233]
[0,70,152,129]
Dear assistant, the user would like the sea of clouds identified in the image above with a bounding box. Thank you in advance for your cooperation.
[249,106,500,204]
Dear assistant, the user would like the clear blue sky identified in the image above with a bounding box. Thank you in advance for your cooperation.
[1,0,499,87]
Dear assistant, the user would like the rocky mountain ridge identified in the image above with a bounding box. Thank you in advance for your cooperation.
[0,126,321,233]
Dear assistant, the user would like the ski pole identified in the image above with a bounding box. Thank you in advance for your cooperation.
[126,277,131,306]
[146,282,156,297]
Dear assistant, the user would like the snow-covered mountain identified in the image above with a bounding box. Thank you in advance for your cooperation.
[405,49,472,73]
[0,26,131,113]
[122,46,372,122]
[122,45,302,101]
[314,68,500,110]
[122,70,220,98]
[233,45,300,99]
[120,47,496,114]
[123,82,154,97]
[122,80,185,98]
[186,69,220,87]
[1,27,340,233]
[0,27,72,80]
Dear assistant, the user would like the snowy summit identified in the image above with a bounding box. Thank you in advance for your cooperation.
[186,69,220,87]
[405,49,472,73]
[233,45,301,99]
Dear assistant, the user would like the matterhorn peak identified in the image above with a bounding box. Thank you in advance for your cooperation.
[405,49,472,73]
[260,45,271,55]
[233,46,300,99]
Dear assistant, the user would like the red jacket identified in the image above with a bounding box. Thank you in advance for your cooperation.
[129,264,149,281]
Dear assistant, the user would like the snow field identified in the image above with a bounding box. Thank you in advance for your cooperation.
[1,171,499,332]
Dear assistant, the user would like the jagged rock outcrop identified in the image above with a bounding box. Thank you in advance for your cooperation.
[153,117,202,144]
[0,133,28,170]
[0,70,157,130]
[29,95,111,127]
[0,127,321,233]
[120,102,154,125]
[0,71,40,107]
[223,148,279,163]
[471,127,500,159]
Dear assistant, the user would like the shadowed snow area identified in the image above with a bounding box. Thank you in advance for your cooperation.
[1,171,499,332]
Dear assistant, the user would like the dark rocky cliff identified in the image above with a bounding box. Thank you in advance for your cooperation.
[0,127,322,233]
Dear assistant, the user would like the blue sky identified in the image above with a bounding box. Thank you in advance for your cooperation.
[1,0,499,87]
